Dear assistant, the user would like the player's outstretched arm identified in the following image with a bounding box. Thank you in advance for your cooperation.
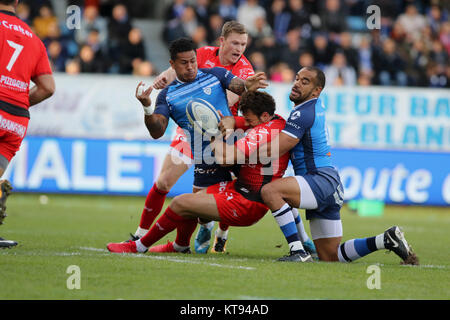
[227,72,268,95]
[135,82,168,139]
[29,74,55,106]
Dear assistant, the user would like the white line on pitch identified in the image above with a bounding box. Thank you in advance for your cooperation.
[77,246,255,270]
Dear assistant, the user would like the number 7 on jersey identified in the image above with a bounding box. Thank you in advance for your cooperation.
[6,40,24,72]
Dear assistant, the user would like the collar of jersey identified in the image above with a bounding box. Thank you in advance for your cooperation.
[0,10,16,16]
[293,97,318,110]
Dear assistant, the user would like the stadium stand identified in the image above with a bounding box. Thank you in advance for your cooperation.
[29,0,449,88]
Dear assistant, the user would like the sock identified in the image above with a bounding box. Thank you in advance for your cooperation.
[272,203,304,252]
[291,208,310,243]
[134,226,148,238]
[218,222,229,232]
[139,206,182,248]
[139,183,169,230]
[215,226,229,239]
[135,239,148,253]
[337,235,382,262]
[174,217,197,247]
[173,242,190,252]
[200,220,215,230]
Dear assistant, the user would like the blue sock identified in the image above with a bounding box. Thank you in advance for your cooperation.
[338,236,382,262]
[272,203,304,252]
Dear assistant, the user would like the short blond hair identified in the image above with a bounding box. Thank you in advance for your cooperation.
[221,21,248,38]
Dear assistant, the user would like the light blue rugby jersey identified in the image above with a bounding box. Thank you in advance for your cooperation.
[282,97,334,176]
[154,67,235,158]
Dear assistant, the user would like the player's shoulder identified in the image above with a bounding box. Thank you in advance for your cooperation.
[262,114,286,130]
[197,46,218,53]
[197,46,218,58]
[233,55,255,79]
[0,12,36,38]
[199,66,230,78]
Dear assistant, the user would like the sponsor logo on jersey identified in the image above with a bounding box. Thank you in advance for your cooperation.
[203,87,211,95]
[0,75,29,91]
[0,20,33,38]
[205,60,215,68]
[290,110,301,120]
[238,68,254,79]
[0,114,26,138]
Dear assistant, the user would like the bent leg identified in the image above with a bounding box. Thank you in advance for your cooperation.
[137,152,190,233]
[170,191,220,221]
[261,177,307,254]
[309,219,343,261]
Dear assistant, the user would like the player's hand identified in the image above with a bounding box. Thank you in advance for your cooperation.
[218,111,235,139]
[135,82,153,107]
[152,75,168,90]
[244,72,268,91]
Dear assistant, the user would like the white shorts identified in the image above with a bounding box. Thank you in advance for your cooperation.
[309,218,343,240]
[294,176,318,209]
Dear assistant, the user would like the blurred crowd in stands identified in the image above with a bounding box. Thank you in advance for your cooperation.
[22,0,449,87]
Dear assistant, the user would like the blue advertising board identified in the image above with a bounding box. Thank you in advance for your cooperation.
[4,137,450,206]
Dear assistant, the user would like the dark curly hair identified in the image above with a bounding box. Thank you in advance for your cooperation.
[168,37,197,61]
[239,91,275,117]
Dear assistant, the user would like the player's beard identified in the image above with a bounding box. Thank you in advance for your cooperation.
[289,87,313,105]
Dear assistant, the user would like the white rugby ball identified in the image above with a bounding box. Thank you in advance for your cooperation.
[186,98,221,135]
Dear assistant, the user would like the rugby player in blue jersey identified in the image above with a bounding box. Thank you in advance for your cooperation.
[107,38,268,253]
[260,67,419,264]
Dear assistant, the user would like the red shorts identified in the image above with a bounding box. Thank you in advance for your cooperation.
[0,110,28,161]
[169,126,193,163]
[207,180,269,227]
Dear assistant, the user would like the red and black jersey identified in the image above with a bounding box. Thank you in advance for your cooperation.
[0,10,52,117]
[234,114,289,202]
[196,46,254,116]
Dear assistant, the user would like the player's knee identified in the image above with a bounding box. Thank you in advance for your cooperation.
[170,194,190,215]
[261,183,276,203]
[316,243,339,262]
[155,175,174,192]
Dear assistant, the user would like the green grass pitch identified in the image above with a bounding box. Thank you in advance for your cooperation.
[0,193,449,300]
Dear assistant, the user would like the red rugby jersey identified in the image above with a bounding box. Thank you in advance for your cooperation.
[0,10,52,111]
[196,46,254,115]
[235,115,290,198]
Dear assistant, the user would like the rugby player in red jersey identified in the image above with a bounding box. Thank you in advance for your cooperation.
[106,91,314,261]
[0,0,55,248]
[128,21,255,252]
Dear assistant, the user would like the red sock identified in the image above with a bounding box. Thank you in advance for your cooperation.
[219,222,229,231]
[139,183,169,229]
[140,206,182,247]
[175,218,198,247]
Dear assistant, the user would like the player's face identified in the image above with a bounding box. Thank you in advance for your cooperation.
[243,110,266,127]
[289,69,320,105]
[170,50,198,82]
[220,32,248,65]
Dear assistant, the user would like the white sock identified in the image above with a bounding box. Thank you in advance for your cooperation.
[272,203,304,252]
[291,208,310,243]
[135,227,149,238]
[135,239,148,253]
[215,227,228,240]
[375,233,385,250]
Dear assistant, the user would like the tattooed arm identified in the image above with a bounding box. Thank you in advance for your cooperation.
[227,72,268,95]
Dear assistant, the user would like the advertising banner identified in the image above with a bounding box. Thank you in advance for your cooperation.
[28,74,450,151]
[4,137,450,206]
